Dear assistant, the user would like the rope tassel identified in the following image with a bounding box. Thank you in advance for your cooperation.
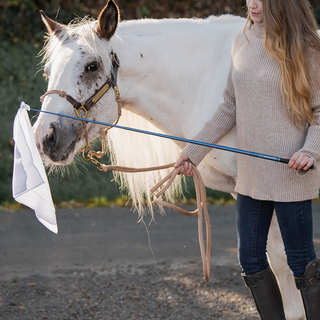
[151,164,211,281]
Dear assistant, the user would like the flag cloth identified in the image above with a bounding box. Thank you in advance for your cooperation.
[12,102,58,234]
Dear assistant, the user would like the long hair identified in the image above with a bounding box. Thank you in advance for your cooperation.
[246,0,320,127]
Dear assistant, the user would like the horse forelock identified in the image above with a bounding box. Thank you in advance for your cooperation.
[40,17,113,70]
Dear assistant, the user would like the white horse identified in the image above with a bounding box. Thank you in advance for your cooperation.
[33,1,307,319]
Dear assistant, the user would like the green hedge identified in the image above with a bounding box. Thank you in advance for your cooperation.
[0,0,249,44]
[0,0,247,205]
[1,0,320,205]
[1,0,319,45]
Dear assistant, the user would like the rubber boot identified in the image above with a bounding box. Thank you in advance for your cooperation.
[242,266,286,320]
[295,259,320,320]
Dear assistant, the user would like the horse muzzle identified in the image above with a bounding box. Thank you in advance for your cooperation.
[41,120,78,164]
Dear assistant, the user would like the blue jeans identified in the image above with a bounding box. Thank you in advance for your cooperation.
[236,193,316,277]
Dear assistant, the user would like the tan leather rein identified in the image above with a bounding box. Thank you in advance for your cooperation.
[98,162,211,282]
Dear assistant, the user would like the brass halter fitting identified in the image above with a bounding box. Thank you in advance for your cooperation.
[74,104,89,119]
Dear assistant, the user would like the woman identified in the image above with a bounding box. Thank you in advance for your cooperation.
[174,0,320,319]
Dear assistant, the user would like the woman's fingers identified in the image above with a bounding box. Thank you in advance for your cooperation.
[298,156,314,170]
[174,153,193,176]
[174,153,188,168]
[184,161,193,176]
[288,152,314,171]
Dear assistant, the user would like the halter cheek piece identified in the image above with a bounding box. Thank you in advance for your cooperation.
[40,51,122,166]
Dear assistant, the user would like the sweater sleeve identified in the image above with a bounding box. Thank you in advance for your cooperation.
[298,49,320,163]
[182,62,237,166]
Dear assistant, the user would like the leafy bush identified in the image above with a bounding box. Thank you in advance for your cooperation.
[1,0,320,205]
[0,0,249,44]
[0,43,44,202]
[0,43,122,204]
[1,0,320,45]
[0,0,249,205]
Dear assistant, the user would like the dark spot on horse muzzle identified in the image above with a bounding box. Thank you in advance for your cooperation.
[43,120,77,163]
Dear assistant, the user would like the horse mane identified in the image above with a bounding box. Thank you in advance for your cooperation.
[41,17,111,71]
[117,13,245,36]
[107,110,184,218]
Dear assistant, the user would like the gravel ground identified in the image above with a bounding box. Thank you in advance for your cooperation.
[6,202,320,320]
[0,261,259,320]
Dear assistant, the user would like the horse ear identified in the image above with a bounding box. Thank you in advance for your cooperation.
[40,10,64,35]
[97,0,120,40]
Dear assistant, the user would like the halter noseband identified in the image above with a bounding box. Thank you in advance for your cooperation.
[40,51,121,120]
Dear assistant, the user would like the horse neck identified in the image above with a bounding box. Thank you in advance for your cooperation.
[109,16,246,137]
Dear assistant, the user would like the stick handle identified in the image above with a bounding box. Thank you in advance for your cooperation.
[279,158,314,170]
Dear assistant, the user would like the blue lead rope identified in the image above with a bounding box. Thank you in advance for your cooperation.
[29,107,303,168]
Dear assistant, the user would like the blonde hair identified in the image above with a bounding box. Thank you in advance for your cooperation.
[246,0,320,127]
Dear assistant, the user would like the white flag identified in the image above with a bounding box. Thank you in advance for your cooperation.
[12,102,58,234]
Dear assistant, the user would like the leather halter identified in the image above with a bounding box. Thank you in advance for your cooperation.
[40,51,122,164]
[40,51,121,120]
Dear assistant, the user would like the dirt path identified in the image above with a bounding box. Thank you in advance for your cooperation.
[1,204,319,319]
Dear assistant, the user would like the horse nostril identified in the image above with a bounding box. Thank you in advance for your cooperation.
[41,120,77,162]
[48,131,55,146]
[45,127,57,150]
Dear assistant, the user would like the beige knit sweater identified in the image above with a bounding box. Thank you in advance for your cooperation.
[183,22,320,202]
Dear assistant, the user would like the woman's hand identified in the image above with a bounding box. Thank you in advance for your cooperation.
[174,153,193,176]
[288,152,314,171]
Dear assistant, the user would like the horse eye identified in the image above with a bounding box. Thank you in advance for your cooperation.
[86,62,99,72]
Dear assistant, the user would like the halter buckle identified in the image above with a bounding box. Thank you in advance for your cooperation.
[75,104,89,118]
[112,51,120,67]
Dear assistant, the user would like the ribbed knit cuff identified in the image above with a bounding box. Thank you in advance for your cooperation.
[182,144,212,167]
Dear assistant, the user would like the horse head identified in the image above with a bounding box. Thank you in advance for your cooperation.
[33,0,121,165]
